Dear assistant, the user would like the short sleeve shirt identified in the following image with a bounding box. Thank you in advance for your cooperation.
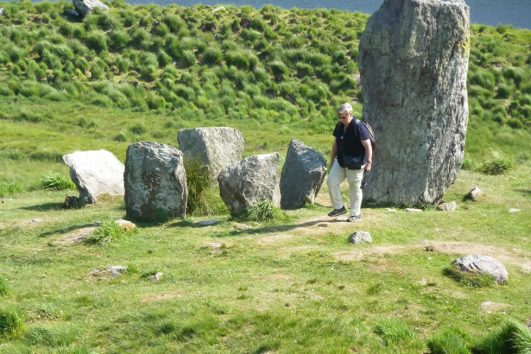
[333,119,370,168]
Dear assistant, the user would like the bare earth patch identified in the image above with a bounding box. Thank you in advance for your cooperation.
[51,226,97,246]
[333,241,530,273]
[252,215,530,273]
[142,292,184,303]
[481,301,511,314]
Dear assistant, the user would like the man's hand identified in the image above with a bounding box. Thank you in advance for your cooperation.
[364,161,372,172]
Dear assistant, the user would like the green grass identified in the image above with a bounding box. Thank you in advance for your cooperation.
[0,164,529,352]
[85,220,128,246]
[0,307,24,339]
[472,320,531,354]
[427,327,471,354]
[38,173,75,191]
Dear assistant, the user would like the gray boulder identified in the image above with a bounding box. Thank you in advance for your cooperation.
[280,139,327,210]
[177,127,244,179]
[124,142,187,221]
[465,186,482,201]
[218,153,280,216]
[63,149,125,204]
[73,0,109,17]
[359,0,470,205]
[348,231,373,244]
[453,255,508,284]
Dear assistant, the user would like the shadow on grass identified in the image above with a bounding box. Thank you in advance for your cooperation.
[213,218,345,238]
[514,188,531,195]
[39,223,97,237]
[20,202,64,212]
[166,219,226,228]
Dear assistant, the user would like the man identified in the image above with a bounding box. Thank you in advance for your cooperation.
[327,103,372,222]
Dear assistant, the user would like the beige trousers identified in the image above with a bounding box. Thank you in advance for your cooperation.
[327,159,364,217]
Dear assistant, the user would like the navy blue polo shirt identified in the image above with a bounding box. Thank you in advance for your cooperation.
[333,119,370,168]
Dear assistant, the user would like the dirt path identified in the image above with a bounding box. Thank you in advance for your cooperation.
[255,214,531,273]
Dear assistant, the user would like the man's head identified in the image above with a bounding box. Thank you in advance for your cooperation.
[337,103,353,125]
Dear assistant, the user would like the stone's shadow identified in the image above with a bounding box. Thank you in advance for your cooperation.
[215,218,344,238]
[39,223,97,238]
[166,219,225,228]
[20,202,64,212]
[514,189,531,195]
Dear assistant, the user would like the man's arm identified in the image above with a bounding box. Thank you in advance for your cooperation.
[329,141,337,170]
[361,139,372,172]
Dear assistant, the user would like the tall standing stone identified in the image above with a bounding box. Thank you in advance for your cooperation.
[280,139,327,209]
[63,149,125,204]
[177,127,244,179]
[124,142,187,221]
[217,153,280,216]
[359,0,470,205]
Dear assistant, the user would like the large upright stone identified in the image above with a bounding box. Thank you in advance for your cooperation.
[124,142,187,221]
[359,0,470,205]
[280,140,327,209]
[217,153,280,216]
[63,149,124,204]
[177,127,244,179]
[73,0,109,17]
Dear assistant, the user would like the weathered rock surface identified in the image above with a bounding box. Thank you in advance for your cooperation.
[218,153,280,216]
[280,139,327,209]
[465,186,482,201]
[63,150,125,204]
[115,219,136,232]
[124,142,187,221]
[359,0,470,205]
[453,255,508,283]
[437,201,457,211]
[177,127,244,179]
[348,231,373,244]
[73,0,109,17]
[89,265,127,278]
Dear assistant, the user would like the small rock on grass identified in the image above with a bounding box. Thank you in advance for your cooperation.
[53,226,97,246]
[115,219,136,231]
[348,231,372,244]
[465,186,482,201]
[508,208,520,214]
[89,265,128,278]
[437,201,457,211]
[453,255,508,284]
[150,272,163,282]
[405,208,423,212]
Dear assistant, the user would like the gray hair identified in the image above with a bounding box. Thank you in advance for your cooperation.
[337,103,353,115]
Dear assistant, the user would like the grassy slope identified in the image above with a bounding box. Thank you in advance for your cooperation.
[0,1,530,353]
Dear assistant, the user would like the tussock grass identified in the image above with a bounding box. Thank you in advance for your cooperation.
[184,159,225,216]
[472,320,531,354]
[234,200,284,222]
[0,307,24,339]
[0,277,9,296]
[373,319,416,346]
[427,327,472,354]
[480,158,514,175]
[442,265,498,287]
[38,173,75,191]
[85,220,127,246]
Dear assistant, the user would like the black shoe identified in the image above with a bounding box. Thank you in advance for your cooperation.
[328,206,346,217]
